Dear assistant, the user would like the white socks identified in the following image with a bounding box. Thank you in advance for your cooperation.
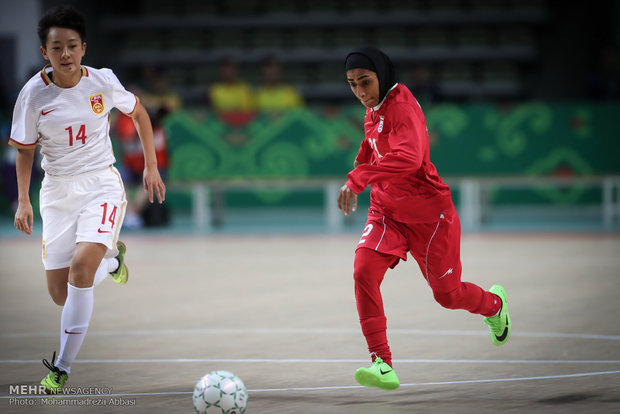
[92,257,120,287]
[55,284,94,373]
[55,258,118,373]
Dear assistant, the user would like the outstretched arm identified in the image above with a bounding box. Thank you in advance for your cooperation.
[128,102,166,204]
[14,147,36,235]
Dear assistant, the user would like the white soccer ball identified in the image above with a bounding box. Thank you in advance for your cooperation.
[193,370,248,414]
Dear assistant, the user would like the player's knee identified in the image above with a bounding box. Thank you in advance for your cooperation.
[354,248,385,278]
[433,288,463,310]
[353,261,370,284]
[353,257,381,289]
[69,260,95,288]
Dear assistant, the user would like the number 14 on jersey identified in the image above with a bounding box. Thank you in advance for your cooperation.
[65,125,87,146]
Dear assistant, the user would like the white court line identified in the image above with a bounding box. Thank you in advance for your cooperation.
[2,328,620,341]
[2,358,620,365]
[2,370,620,399]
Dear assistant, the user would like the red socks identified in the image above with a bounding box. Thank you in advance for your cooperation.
[354,248,396,366]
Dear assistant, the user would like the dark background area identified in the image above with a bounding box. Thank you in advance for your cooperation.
[23,0,619,107]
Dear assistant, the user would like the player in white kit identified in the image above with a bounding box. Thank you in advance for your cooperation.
[9,5,166,393]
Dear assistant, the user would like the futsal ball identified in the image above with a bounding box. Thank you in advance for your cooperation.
[193,370,248,414]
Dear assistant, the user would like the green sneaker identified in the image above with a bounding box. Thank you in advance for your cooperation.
[484,285,511,346]
[354,355,400,390]
[109,241,128,285]
[41,352,68,394]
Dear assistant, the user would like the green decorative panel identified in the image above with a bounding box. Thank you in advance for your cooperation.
[428,102,618,176]
[163,102,620,208]
[166,108,364,180]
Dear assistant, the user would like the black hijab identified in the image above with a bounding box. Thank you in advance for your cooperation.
[345,46,396,103]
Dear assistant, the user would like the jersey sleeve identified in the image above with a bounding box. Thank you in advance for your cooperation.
[354,111,373,165]
[354,138,372,165]
[9,87,39,149]
[104,69,138,115]
[346,103,425,194]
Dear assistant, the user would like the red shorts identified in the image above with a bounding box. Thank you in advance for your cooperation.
[356,207,462,293]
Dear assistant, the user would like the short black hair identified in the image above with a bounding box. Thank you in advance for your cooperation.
[37,5,86,47]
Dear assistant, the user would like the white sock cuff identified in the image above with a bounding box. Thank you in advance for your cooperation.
[67,283,94,293]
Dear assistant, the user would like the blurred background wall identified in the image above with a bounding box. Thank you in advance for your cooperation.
[1,0,619,234]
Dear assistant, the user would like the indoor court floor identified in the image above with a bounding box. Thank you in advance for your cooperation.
[1,232,619,413]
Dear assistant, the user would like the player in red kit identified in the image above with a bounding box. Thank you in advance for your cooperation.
[338,47,511,391]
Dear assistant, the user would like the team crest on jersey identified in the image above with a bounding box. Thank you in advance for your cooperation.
[89,94,105,115]
[378,115,385,133]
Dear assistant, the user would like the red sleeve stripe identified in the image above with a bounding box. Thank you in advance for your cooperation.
[8,138,39,149]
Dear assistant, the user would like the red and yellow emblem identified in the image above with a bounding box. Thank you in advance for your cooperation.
[89,94,105,115]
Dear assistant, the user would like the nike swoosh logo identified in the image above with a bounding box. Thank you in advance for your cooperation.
[380,368,393,375]
[64,329,82,335]
[98,228,111,233]
[41,109,56,115]
[494,315,510,342]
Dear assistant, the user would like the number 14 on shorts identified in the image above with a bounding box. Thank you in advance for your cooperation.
[98,202,118,234]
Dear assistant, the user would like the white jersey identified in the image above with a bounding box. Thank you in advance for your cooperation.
[9,65,137,176]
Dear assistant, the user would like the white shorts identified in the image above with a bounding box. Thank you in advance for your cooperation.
[40,166,127,270]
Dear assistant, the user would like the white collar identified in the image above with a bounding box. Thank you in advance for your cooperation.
[372,83,398,112]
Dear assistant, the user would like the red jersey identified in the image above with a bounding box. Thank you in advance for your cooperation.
[346,83,453,224]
